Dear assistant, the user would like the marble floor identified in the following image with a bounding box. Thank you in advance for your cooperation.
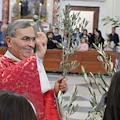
[47,72,111,120]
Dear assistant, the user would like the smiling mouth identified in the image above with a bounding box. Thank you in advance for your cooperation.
[24,48,33,52]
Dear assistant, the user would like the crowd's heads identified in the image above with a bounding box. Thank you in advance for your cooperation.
[54,28,59,34]
[49,27,53,32]
[93,28,98,34]
[1,24,8,33]
[11,17,16,22]
[75,28,79,33]
[0,90,37,120]
[64,30,68,36]
[81,37,86,43]
[108,34,114,42]
[83,29,88,35]
[47,32,53,39]
[112,27,116,33]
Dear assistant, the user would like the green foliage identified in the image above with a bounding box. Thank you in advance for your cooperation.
[82,44,118,120]
[102,16,120,27]
[56,4,89,77]
[56,4,89,119]
[57,86,79,120]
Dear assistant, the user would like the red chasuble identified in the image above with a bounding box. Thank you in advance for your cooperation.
[0,53,60,120]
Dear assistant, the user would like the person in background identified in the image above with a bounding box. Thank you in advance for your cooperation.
[53,28,62,43]
[73,28,81,42]
[49,27,53,33]
[11,17,16,22]
[94,29,104,47]
[109,27,119,51]
[79,37,89,51]
[88,33,94,48]
[47,32,56,49]
[63,29,68,47]
[0,90,37,120]
[80,29,89,42]
[104,35,115,51]
[103,70,120,120]
[52,28,62,48]
[0,24,7,47]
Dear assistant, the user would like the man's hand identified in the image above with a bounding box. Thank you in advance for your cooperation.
[52,40,58,43]
[36,32,47,59]
[54,77,68,96]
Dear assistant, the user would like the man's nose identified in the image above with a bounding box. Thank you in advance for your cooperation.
[27,40,36,48]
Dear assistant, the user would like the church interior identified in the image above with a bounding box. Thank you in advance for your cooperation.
[0,0,120,120]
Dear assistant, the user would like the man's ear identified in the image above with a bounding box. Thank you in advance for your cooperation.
[5,36,12,48]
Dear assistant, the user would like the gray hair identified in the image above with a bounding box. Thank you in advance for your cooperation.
[1,24,8,29]
[5,20,33,37]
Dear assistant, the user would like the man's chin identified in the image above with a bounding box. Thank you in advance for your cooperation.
[22,53,33,59]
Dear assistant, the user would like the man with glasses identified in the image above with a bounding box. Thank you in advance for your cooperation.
[0,20,68,120]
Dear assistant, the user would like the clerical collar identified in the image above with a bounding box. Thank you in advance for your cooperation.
[4,50,21,62]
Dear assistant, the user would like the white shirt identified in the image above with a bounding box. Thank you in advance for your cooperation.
[4,50,51,93]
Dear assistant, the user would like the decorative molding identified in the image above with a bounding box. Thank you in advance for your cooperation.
[63,0,104,2]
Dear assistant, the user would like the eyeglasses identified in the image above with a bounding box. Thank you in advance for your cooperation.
[14,36,36,42]
[21,36,36,42]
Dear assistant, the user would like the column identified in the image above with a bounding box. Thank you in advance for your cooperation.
[52,0,60,25]
[2,0,9,24]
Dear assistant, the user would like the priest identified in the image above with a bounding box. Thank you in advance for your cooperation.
[0,20,68,120]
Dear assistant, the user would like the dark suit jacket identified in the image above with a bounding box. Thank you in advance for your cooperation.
[53,34,62,43]
[47,38,56,49]
[109,33,119,46]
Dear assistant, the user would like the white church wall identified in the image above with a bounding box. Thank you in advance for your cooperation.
[59,0,120,39]
[9,0,17,23]
[60,0,107,39]
[114,0,120,38]
[47,0,53,25]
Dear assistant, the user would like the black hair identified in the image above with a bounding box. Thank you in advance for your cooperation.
[46,32,53,36]
[0,90,37,120]
[103,70,120,120]
[55,28,59,31]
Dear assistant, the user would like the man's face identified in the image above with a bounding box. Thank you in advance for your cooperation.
[54,29,59,34]
[112,27,115,33]
[7,26,36,60]
[1,27,6,33]
[11,17,15,22]
[64,30,68,36]
[83,30,87,35]
[49,28,53,32]
[48,33,53,39]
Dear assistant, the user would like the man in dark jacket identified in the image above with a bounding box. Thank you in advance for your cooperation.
[109,27,119,51]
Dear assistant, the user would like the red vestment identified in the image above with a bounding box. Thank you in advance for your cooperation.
[0,53,60,120]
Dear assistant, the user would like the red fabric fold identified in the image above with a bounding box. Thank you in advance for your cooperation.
[43,89,60,120]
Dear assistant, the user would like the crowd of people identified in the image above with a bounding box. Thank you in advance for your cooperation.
[46,27,119,52]
[0,17,119,53]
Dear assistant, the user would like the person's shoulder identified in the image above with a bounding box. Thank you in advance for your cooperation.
[115,33,119,35]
